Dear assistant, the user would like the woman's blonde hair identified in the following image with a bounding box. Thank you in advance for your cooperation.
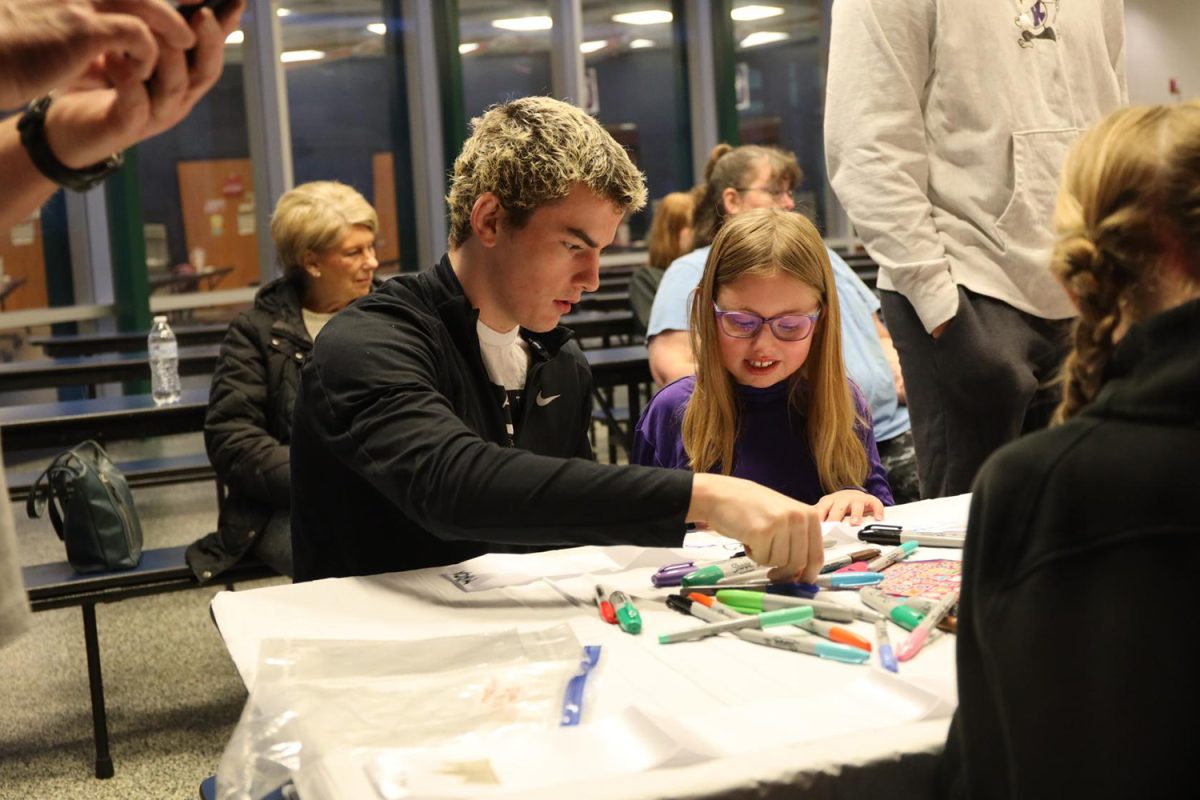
[446,96,647,248]
[647,191,695,269]
[271,181,378,281]
[1052,100,1200,422]
[692,144,801,248]
[682,208,867,492]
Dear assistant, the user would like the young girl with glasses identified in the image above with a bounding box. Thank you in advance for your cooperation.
[633,208,893,523]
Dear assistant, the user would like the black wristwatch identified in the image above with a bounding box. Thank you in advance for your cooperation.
[17,95,124,193]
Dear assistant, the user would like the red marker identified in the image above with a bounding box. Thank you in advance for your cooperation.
[594,584,616,624]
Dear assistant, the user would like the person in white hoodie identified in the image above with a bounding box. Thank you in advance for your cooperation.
[824,0,1126,498]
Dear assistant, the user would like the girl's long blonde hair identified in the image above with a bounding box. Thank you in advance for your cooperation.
[681,208,867,492]
[1051,100,1200,422]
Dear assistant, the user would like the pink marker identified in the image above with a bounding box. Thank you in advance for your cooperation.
[896,589,959,662]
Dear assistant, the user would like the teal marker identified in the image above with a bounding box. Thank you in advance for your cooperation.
[865,540,919,573]
[692,598,868,664]
[859,587,925,631]
[607,589,642,634]
[658,605,814,644]
[681,556,760,587]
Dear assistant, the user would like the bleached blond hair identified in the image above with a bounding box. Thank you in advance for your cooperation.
[446,96,647,248]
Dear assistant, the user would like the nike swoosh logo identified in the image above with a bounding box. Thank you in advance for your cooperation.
[535,392,561,407]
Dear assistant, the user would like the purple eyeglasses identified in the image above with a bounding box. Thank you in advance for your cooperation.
[712,302,821,341]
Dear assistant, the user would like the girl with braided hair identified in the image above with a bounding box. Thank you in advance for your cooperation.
[939,100,1200,799]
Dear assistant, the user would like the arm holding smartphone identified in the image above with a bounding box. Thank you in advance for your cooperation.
[0,0,245,229]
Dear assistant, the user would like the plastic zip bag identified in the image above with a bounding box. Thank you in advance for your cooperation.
[216,625,581,800]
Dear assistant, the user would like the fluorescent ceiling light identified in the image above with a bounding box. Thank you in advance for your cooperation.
[492,15,553,31]
[281,49,325,63]
[459,42,480,54]
[225,30,244,44]
[629,38,655,49]
[276,7,291,17]
[612,10,673,25]
[366,23,387,35]
[740,31,788,48]
[731,5,784,21]
[580,40,607,53]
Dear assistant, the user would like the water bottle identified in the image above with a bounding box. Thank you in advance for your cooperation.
[148,315,181,406]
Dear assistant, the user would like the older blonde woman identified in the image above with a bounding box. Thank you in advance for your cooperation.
[187,181,380,581]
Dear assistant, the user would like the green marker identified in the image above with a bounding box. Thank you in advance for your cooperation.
[859,588,925,631]
[608,589,642,634]
[716,589,861,623]
[658,605,813,644]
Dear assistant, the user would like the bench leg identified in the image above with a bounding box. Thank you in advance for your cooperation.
[81,603,114,779]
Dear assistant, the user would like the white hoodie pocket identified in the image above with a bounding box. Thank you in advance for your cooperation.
[994,128,1080,255]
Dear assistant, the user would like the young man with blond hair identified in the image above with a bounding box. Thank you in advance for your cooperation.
[291,96,824,582]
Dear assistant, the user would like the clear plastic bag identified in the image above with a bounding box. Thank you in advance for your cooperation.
[215,625,581,800]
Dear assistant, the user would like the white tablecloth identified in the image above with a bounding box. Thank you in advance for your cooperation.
[211,494,970,799]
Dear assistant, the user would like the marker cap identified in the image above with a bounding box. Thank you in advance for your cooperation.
[681,565,724,587]
[815,641,871,664]
[889,605,924,631]
[615,604,642,634]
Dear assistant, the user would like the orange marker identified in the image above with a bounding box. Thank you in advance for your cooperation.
[797,618,872,651]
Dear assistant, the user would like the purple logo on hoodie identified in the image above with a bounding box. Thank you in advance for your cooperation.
[1014,1,1060,48]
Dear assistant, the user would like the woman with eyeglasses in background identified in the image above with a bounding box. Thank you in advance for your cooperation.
[633,208,892,524]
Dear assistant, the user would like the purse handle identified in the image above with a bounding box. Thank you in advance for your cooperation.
[25,446,97,541]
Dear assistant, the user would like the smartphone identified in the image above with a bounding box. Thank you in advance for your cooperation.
[178,0,238,23]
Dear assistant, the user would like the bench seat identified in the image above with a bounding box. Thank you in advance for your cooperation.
[7,451,216,502]
[23,545,279,778]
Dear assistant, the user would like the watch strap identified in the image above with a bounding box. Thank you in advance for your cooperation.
[17,95,124,193]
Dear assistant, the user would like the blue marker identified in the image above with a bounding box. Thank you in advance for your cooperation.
[793,571,886,595]
[875,618,898,673]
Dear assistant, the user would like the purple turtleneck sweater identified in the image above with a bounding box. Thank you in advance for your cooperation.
[632,376,894,505]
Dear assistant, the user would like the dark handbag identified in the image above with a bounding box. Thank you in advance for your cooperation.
[26,441,143,573]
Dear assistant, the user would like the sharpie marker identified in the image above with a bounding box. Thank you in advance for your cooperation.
[652,551,746,587]
[689,582,819,598]
[681,556,762,587]
[859,587,925,631]
[820,548,881,574]
[678,595,868,664]
[658,605,813,644]
[715,589,859,623]
[812,571,884,589]
[858,524,966,549]
[607,589,642,635]
[796,618,872,652]
[896,589,960,662]
[865,541,920,573]
[875,618,898,673]
[593,584,616,625]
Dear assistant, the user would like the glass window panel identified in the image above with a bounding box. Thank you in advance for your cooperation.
[459,1,554,120]
[0,176,56,313]
[732,1,827,231]
[136,32,254,300]
[280,0,409,275]
[584,0,690,249]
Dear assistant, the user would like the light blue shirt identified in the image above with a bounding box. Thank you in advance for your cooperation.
[646,245,910,442]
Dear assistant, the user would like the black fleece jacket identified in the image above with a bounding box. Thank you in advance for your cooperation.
[290,255,693,581]
[939,297,1200,798]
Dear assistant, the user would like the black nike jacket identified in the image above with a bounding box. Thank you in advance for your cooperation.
[290,255,693,581]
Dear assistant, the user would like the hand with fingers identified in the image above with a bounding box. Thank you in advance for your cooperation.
[814,489,885,525]
[38,0,246,169]
[0,0,244,228]
[687,473,825,584]
[0,0,205,108]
